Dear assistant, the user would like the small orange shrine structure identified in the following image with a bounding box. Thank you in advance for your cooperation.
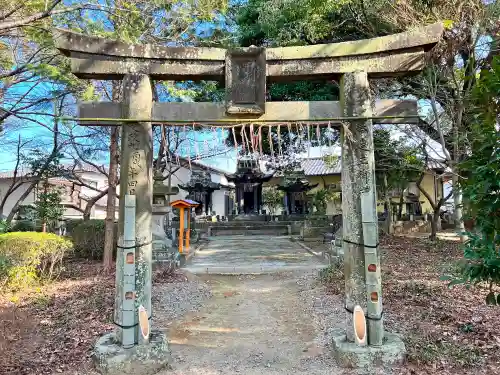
[170,199,199,254]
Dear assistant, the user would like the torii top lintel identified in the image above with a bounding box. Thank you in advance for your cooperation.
[54,23,443,83]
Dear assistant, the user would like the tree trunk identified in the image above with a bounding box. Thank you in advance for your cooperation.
[83,189,108,221]
[6,99,60,223]
[398,190,404,219]
[5,180,38,223]
[103,125,119,271]
[41,181,48,232]
[430,210,441,241]
[451,97,466,242]
[0,136,24,217]
[102,79,122,271]
[384,174,393,234]
[452,174,466,241]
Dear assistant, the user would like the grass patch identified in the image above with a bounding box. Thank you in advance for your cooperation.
[397,280,437,297]
[32,293,52,309]
[405,334,483,367]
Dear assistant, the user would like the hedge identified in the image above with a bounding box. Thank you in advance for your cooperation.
[71,219,117,260]
[11,220,38,232]
[0,232,73,290]
[64,219,84,235]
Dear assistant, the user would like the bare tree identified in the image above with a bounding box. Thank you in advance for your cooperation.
[380,0,499,240]
[0,1,86,33]
[416,145,454,241]
[4,99,65,223]
[0,135,32,217]
[102,82,121,272]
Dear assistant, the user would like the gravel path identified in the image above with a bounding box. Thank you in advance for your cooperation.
[161,271,347,375]
[153,281,213,327]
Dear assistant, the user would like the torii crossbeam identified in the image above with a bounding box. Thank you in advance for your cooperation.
[54,22,443,374]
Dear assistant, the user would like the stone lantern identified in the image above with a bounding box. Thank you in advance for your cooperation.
[152,171,178,248]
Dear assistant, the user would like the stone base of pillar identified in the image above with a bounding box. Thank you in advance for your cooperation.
[93,331,171,375]
[331,330,406,374]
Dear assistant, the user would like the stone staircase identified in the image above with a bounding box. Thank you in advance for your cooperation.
[207,221,293,236]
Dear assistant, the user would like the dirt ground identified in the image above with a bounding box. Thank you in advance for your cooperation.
[0,261,189,375]
[1,235,499,375]
[308,235,500,375]
[379,236,500,375]
[165,272,344,375]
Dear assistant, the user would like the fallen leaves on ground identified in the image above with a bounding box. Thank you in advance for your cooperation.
[318,235,500,375]
[0,260,188,375]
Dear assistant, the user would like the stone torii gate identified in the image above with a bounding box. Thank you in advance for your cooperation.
[54,22,442,374]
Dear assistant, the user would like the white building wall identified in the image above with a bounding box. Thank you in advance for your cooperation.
[211,189,226,217]
[1,165,231,221]
[93,207,108,219]
[0,180,35,218]
[0,170,116,220]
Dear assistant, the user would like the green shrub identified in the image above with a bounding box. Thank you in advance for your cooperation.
[65,219,84,234]
[71,219,117,260]
[442,57,500,305]
[0,232,73,289]
[0,220,11,234]
[11,220,37,232]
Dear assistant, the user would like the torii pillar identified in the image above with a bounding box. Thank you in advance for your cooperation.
[95,74,170,375]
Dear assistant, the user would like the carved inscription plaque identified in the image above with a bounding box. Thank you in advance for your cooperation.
[225,47,266,115]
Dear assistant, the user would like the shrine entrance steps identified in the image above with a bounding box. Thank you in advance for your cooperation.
[200,220,303,237]
[184,235,326,275]
[208,222,292,237]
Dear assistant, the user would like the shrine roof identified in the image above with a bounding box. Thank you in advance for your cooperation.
[224,170,275,183]
[277,181,320,192]
[170,199,200,208]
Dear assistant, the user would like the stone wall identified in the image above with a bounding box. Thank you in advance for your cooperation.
[392,220,432,234]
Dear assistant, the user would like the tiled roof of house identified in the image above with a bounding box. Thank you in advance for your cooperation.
[0,156,449,181]
[0,162,109,179]
[177,156,229,176]
[0,170,31,179]
[427,159,448,171]
[300,158,341,175]
[272,156,449,176]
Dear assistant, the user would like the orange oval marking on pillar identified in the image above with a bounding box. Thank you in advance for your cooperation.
[138,305,150,340]
[370,292,379,302]
[368,263,376,272]
[126,252,134,264]
[353,305,367,346]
